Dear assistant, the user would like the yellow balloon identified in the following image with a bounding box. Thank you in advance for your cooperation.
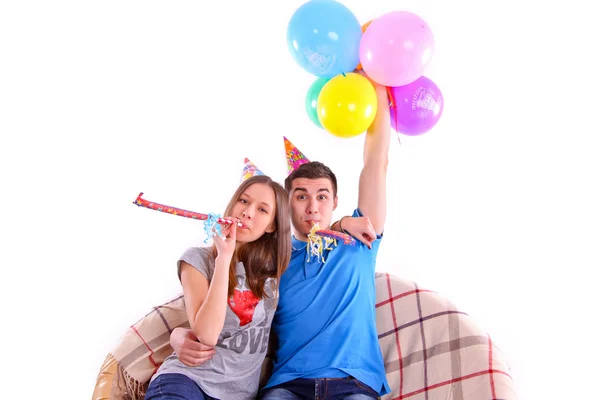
[316,72,378,138]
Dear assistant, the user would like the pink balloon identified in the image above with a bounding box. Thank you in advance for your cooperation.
[389,76,443,136]
[359,11,434,87]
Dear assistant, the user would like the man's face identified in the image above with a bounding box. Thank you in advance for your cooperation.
[288,177,338,239]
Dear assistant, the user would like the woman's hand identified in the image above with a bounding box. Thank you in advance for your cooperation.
[213,218,238,260]
[341,216,377,249]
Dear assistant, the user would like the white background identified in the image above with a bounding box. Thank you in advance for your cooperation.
[1,1,599,399]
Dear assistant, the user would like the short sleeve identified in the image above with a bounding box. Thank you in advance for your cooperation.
[177,246,215,282]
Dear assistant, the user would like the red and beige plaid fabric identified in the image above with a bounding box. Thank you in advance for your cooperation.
[93,273,516,400]
[374,273,516,399]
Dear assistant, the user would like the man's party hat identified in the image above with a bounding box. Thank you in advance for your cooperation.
[284,136,310,176]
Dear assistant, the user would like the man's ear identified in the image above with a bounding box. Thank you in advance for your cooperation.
[333,196,338,211]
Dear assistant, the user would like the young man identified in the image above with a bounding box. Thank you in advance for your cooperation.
[259,80,391,399]
[169,77,391,399]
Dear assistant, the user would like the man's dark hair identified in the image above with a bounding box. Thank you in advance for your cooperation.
[284,161,338,197]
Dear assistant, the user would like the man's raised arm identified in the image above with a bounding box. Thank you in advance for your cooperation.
[357,80,391,235]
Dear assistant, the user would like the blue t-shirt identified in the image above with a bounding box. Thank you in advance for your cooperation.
[264,209,391,396]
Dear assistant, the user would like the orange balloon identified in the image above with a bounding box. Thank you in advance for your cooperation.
[356,20,373,70]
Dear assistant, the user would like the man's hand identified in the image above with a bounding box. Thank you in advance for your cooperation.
[170,327,216,367]
[355,69,388,97]
[341,216,377,249]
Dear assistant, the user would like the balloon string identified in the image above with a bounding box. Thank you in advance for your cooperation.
[386,87,401,146]
[386,86,395,107]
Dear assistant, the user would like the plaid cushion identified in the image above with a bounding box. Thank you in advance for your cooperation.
[374,273,516,399]
[92,273,516,400]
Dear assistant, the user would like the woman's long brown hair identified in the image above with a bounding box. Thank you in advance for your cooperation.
[213,175,291,299]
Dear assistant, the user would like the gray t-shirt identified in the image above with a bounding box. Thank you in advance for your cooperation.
[151,247,278,400]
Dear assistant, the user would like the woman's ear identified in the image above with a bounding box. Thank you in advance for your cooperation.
[265,221,276,234]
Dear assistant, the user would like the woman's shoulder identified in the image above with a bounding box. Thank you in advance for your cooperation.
[179,246,215,268]
[181,246,213,257]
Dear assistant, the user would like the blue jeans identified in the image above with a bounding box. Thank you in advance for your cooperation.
[259,377,379,400]
[145,373,219,400]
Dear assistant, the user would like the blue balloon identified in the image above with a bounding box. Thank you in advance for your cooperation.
[287,0,362,78]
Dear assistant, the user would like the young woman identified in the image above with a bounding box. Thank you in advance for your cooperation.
[145,175,292,400]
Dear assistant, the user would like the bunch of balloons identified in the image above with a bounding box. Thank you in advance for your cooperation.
[288,0,444,138]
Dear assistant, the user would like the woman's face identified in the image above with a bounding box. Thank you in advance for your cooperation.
[230,182,277,243]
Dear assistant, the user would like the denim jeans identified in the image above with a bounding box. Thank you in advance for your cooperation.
[259,377,379,400]
[145,373,219,400]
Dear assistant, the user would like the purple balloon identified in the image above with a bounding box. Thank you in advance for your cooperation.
[389,76,444,136]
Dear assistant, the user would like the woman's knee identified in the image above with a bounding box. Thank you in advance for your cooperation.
[259,387,300,400]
